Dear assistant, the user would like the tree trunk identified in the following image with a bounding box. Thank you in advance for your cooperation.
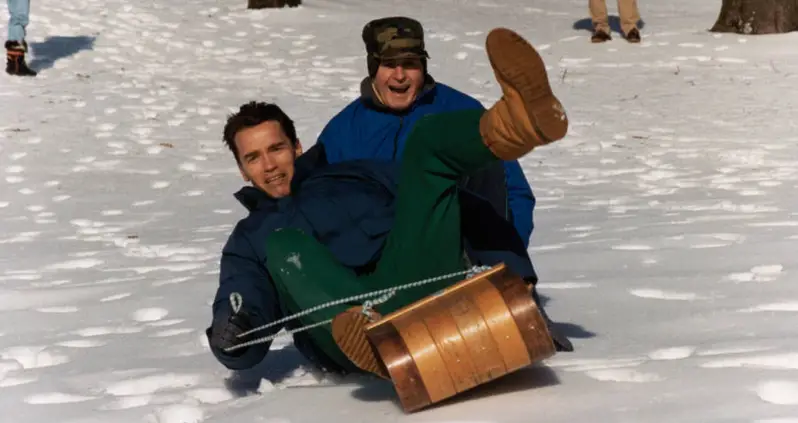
[711,0,798,34]
[248,0,301,9]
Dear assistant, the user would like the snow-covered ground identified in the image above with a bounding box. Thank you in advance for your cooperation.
[2,0,798,421]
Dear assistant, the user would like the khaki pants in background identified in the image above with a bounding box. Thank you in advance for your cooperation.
[589,0,640,36]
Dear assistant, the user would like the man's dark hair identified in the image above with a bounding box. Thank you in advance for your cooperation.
[222,101,299,163]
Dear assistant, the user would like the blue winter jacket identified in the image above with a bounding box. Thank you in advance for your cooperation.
[206,152,539,373]
[316,77,537,247]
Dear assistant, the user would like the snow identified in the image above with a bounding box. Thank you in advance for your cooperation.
[2,0,798,421]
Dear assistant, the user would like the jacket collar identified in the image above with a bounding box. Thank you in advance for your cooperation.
[234,186,275,212]
[359,74,437,113]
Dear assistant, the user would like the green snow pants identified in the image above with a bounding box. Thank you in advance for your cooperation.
[264,109,499,371]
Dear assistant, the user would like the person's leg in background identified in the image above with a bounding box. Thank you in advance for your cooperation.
[6,0,36,76]
[618,0,641,43]
[588,0,612,43]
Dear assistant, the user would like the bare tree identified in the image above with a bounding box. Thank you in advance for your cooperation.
[248,0,302,9]
[711,0,798,34]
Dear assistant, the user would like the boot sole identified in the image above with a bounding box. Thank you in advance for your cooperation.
[485,28,567,143]
[331,306,389,379]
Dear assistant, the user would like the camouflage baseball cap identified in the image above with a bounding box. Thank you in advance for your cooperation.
[361,16,430,60]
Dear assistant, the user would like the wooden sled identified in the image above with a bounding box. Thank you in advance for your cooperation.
[332,263,556,413]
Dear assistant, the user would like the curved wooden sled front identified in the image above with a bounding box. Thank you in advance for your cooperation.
[333,263,557,413]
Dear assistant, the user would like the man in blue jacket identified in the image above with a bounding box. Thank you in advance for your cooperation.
[206,28,573,376]
[314,16,537,248]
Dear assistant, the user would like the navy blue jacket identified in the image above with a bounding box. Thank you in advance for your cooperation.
[316,77,537,247]
[207,153,539,373]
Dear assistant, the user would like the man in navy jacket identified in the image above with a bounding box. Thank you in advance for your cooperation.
[315,17,537,247]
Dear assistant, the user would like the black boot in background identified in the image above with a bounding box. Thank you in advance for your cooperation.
[5,40,37,77]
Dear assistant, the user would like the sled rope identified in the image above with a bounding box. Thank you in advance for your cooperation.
[224,265,492,352]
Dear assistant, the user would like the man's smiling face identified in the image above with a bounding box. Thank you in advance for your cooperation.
[372,57,425,111]
[234,120,302,198]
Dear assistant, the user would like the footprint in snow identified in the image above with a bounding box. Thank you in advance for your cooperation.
[629,289,704,301]
[726,264,783,283]
[151,181,170,189]
[57,339,107,348]
[148,319,184,327]
[98,394,153,410]
[756,380,798,405]
[100,293,132,302]
[44,258,104,271]
[648,346,696,360]
[0,346,70,369]
[148,404,205,423]
[0,376,38,387]
[740,302,798,312]
[104,373,202,397]
[151,329,194,338]
[25,392,97,405]
[185,388,235,404]
[585,368,663,383]
[73,326,143,337]
[701,352,798,370]
[132,307,169,323]
[35,306,80,313]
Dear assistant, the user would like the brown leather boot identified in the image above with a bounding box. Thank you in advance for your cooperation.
[591,29,612,43]
[625,28,641,43]
[479,28,567,161]
[5,41,37,77]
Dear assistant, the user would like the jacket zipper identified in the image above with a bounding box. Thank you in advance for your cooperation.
[391,116,404,159]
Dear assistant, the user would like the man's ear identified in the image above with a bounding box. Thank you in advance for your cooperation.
[294,139,303,156]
